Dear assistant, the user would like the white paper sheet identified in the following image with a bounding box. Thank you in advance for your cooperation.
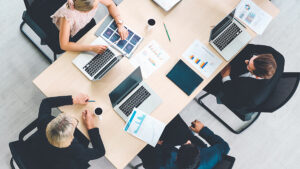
[130,40,170,78]
[235,0,273,35]
[183,40,222,78]
[124,108,166,147]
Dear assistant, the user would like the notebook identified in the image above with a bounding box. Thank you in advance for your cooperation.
[167,60,203,96]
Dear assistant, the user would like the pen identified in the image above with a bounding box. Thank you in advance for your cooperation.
[163,23,171,42]
[86,100,96,102]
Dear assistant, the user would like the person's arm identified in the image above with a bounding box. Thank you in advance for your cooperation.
[38,96,73,120]
[59,17,107,53]
[38,94,89,120]
[100,0,128,40]
[190,121,229,155]
[219,64,246,108]
[77,110,105,160]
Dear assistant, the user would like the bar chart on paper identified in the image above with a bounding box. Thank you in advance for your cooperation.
[183,40,222,78]
[124,108,166,147]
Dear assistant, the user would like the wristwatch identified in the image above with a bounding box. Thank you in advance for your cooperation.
[116,19,124,26]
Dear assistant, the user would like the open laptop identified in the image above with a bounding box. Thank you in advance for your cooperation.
[209,10,251,61]
[72,37,123,81]
[109,67,162,121]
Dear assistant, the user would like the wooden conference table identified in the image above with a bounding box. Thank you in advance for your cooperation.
[33,0,279,168]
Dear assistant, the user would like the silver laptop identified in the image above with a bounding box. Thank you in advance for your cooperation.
[109,67,162,121]
[72,37,123,81]
[209,10,251,61]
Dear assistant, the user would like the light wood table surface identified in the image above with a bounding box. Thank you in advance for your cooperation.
[33,0,279,168]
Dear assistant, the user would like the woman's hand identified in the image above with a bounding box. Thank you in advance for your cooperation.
[91,45,107,54]
[118,25,129,40]
[73,93,89,105]
[82,110,96,130]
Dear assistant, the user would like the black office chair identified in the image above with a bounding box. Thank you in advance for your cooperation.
[9,118,40,169]
[20,0,96,63]
[196,72,300,134]
[213,155,235,169]
[133,155,235,169]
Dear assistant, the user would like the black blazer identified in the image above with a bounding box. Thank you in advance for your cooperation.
[29,96,105,169]
[221,44,285,111]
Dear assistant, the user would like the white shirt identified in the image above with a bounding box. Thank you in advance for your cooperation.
[222,72,263,83]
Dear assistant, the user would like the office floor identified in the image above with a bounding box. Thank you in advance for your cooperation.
[0,0,299,169]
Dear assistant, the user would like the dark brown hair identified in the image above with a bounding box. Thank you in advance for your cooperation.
[253,54,277,79]
[177,144,200,169]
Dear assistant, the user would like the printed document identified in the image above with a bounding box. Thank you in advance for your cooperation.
[130,40,170,78]
[183,40,222,78]
[124,108,166,147]
[235,0,273,34]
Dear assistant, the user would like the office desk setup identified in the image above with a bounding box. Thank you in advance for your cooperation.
[33,0,279,168]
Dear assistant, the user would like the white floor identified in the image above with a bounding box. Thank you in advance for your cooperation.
[0,0,299,169]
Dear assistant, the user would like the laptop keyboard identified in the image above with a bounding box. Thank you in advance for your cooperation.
[213,23,242,51]
[83,49,115,77]
[119,86,151,116]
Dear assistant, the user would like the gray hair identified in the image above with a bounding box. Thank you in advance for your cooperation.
[74,0,95,12]
[46,114,76,147]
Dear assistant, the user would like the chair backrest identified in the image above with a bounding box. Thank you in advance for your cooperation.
[255,72,300,112]
[23,0,35,10]
[213,155,235,169]
[9,119,41,169]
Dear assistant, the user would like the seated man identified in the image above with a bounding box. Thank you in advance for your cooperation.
[138,115,230,169]
[29,94,105,169]
[204,44,284,110]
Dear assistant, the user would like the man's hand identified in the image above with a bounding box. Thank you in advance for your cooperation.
[220,65,231,77]
[157,140,164,145]
[73,93,89,105]
[190,120,204,133]
[82,110,96,130]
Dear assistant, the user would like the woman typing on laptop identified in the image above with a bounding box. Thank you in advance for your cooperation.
[51,0,129,54]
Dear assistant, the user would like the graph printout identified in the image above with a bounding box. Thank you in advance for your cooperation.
[124,108,166,147]
[235,0,273,34]
[183,40,222,78]
[130,40,170,78]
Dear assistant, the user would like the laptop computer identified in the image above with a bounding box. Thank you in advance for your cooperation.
[209,10,251,61]
[109,67,162,121]
[72,37,123,81]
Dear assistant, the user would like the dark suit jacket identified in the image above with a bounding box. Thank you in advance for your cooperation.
[156,127,230,169]
[30,96,105,169]
[221,44,285,111]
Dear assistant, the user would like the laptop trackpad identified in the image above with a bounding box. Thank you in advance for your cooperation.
[137,82,162,114]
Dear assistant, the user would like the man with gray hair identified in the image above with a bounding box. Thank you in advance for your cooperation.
[30,94,105,169]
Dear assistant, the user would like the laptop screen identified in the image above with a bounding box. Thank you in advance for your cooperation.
[209,9,235,40]
[109,67,143,107]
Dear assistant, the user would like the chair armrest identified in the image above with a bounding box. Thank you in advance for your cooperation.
[22,11,47,45]
[19,118,39,141]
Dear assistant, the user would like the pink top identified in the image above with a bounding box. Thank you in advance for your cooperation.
[51,3,98,37]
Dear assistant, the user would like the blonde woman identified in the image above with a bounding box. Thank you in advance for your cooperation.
[51,0,129,54]
[31,94,105,169]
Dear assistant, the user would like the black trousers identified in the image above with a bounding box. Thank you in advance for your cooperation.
[138,115,207,168]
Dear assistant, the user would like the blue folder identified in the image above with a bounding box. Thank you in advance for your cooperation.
[167,60,203,96]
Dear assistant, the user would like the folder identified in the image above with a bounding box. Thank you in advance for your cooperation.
[167,60,203,96]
